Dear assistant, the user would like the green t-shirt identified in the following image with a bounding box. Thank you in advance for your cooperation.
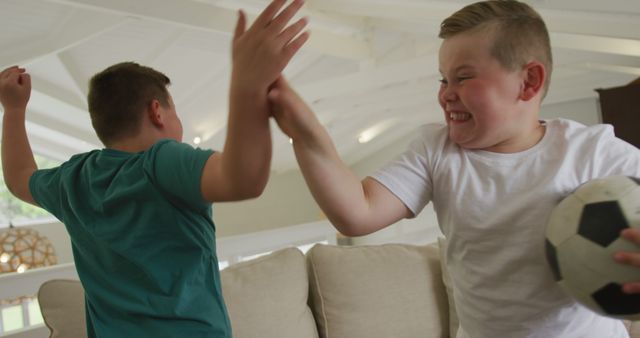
[30,139,231,338]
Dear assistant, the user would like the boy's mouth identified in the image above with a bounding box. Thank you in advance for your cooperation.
[449,112,471,122]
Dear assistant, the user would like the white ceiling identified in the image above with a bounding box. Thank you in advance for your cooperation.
[1,0,639,173]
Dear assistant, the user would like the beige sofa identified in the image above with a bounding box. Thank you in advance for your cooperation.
[37,242,639,338]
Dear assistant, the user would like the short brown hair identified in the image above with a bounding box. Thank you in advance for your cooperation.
[87,62,171,146]
[439,0,552,96]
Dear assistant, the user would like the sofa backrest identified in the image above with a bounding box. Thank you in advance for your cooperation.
[306,243,449,338]
[220,247,319,338]
[36,248,320,338]
[37,243,450,338]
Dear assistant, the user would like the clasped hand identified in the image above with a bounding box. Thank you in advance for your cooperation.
[0,66,31,113]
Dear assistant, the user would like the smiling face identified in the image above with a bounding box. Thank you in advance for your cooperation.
[438,28,541,153]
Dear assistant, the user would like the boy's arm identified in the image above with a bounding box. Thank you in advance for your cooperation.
[201,0,309,202]
[270,77,413,236]
[0,66,38,206]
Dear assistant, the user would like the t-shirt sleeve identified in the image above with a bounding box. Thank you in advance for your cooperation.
[29,167,65,221]
[594,125,640,178]
[144,140,214,211]
[370,124,439,216]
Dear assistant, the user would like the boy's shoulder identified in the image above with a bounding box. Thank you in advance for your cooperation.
[55,139,198,172]
[414,122,449,143]
[145,138,204,156]
[547,118,614,140]
[547,118,639,157]
[404,122,451,155]
[55,149,101,170]
[143,139,214,167]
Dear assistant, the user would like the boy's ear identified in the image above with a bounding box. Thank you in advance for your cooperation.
[520,61,545,101]
[147,100,164,127]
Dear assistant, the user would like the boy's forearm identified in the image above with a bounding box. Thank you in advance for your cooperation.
[2,109,37,204]
[222,78,272,197]
[292,126,373,235]
[216,0,308,199]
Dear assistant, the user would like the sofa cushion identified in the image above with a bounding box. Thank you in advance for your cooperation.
[306,243,449,338]
[38,279,87,338]
[220,247,318,338]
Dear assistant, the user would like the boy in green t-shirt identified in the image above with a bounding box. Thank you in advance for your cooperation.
[0,0,308,337]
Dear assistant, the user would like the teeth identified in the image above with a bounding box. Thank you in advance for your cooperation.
[450,112,471,121]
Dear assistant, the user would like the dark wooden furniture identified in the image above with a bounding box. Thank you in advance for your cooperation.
[596,78,640,149]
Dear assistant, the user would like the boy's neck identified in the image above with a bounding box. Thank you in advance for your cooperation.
[485,120,546,154]
[107,135,164,153]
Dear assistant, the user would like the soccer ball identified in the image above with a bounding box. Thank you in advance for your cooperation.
[545,175,640,320]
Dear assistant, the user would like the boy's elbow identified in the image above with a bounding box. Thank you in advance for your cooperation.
[336,227,362,238]
[239,183,265,199]
[4,176,36,206]
[329,217,370,237]
[248,172,269,197]
[338,226,372,237]
[4,170,27,197]
[232,176,268,200]
[5,181,19,199]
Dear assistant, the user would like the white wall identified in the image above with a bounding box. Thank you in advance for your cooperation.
[540,96,601,126]
[213,168,323,237]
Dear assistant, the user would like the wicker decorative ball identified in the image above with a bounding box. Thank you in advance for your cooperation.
[0,227,57,274]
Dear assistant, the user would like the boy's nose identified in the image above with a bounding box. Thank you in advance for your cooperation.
[439,86,458,102]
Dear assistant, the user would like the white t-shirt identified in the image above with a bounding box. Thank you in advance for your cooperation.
[372,118,640,338]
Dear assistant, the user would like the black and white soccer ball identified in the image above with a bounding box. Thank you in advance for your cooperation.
[545,175,640,319]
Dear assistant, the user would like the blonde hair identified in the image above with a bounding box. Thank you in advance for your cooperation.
[439,0,552,97]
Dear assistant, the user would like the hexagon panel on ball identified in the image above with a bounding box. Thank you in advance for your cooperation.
[545,195,584,247]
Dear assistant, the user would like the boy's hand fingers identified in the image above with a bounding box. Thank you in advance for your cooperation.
[5,71,19,85]
[270,78,299,112]
[233,1,307,87]
[617,229,640,268]
[274,75,289,88]
[267,86,281,105]
[269,0,305,33]
[253,0,287,29]
[233,10,247,41]
[1,66,20,76]
[18,73,31,88]
[614,251,640,267]
[268,89,283,117]
[1,68,13,79]
[622,282,640,294]
[268,83,290,110]
[283,31,310,62]
[277,17,308,46]
[621,228,640,244]
[0,67,26,85]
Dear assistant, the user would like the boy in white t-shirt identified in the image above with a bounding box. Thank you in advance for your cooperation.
[267,1,640,337]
